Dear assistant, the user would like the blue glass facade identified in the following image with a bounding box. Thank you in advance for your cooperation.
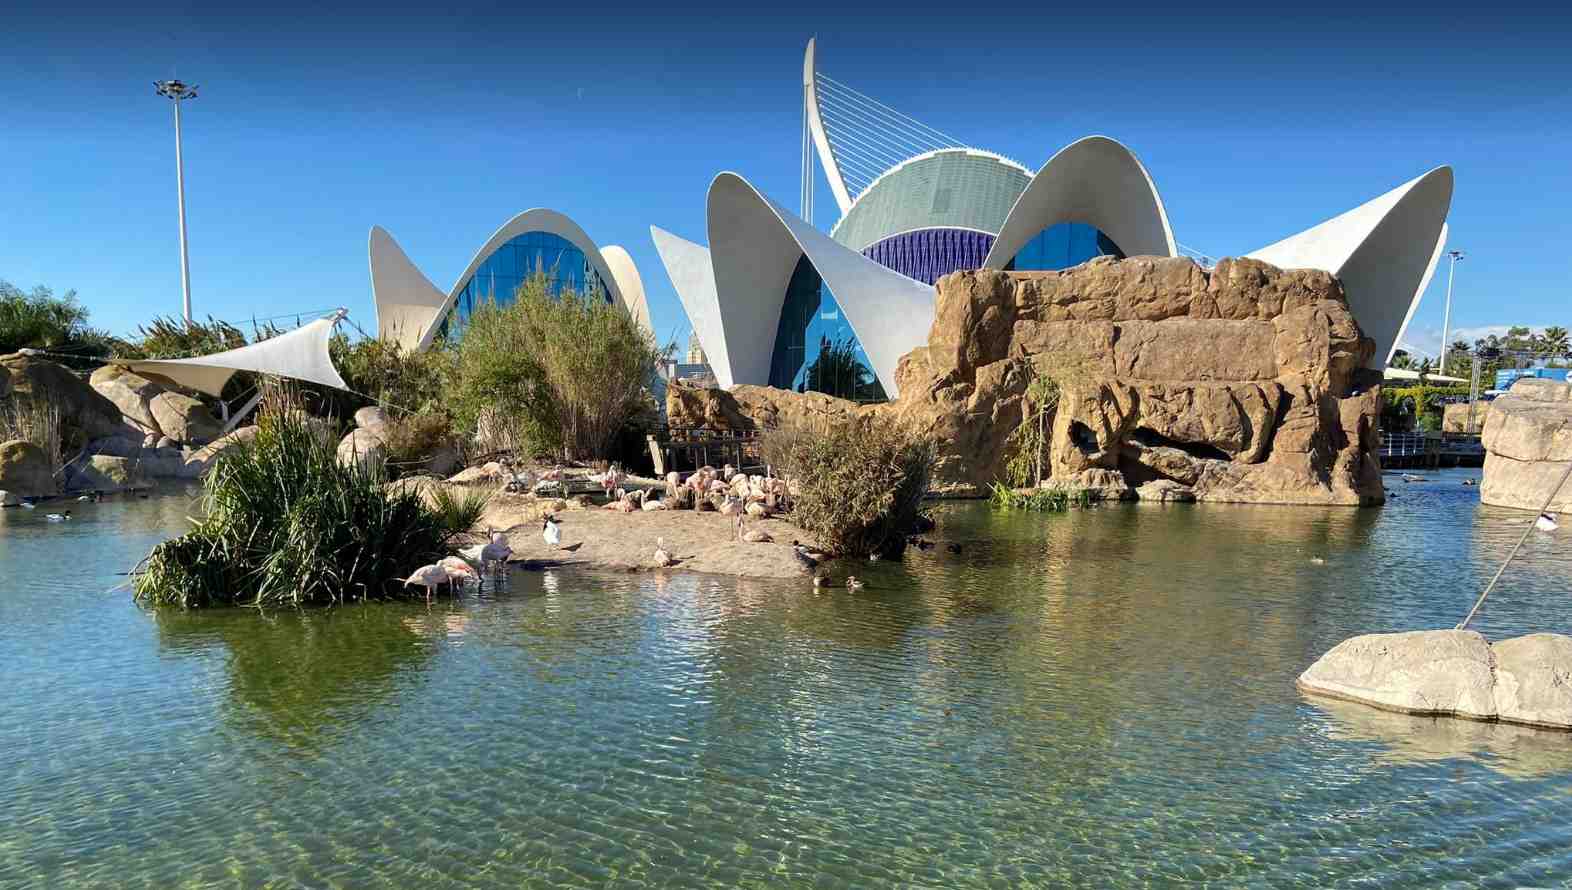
[437,231,609,339]
[768,256,887,403]
[862,227,996,285]
[1005,221,1123,271]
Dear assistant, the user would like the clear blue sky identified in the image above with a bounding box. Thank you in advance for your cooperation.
[2,1,1568,360]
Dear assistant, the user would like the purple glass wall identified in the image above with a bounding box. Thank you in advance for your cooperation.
[861,228,996,285]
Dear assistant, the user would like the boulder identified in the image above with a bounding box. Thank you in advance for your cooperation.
[88,363,223,446]
[1480,379,1572,512]
[1,353,125,441]
[354,406,392,435]
[337,427,388,472]
[668,260,1383,504]
[1135,479,1196,503]
[0,439,56,500]
[66,454,152,492]
[148,391,222,445]
[1296,630,1498,720]
[1492,634,1572,729]
[1442,401,1486,435]
[183,426,258,478]
[89,365,163,433]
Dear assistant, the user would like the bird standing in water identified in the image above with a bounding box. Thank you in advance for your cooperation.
[480,531,512,573]
[400,563,450,604]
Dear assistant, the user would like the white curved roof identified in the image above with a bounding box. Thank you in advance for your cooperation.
[983,135,1177,268]
[370,208,643,352]
[1246,166,1453,368]
[369,226,447,352]
[830,148,1032,252]
[653,173,936,398]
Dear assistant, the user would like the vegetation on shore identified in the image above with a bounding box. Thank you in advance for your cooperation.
[988,481,1091,512]
[134,392,466,608]
[763,415,935,557]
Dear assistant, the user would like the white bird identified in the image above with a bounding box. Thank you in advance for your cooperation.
[400,563,451,604]
[543,515,563,548]
[653,537,674,567]
[480,531,513,572]
[641,495,666,512]
[45,511,71,522]
[845,576,865,591]
[1537,512,1559,532]
[20,501,35,509]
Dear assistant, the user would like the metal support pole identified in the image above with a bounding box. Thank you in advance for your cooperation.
[156,80,199,324]
[1457,458,1572,631]
[1439,250,1464,375]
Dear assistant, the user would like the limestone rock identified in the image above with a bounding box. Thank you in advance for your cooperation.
[669,260,1382,505]
[1480,379,1572,512]
[66,454,152,492]
[354,406,392,435]
[1135,479,1196,503]
[1296,630,1498,720]
[337,427,388,472]
[1492,633,1572,729]
[149,391,222,445]
[1,353,125,441]
[0,439,56,498]
[183,426,259,478]
[1442,401,1486,435]
[89,364,164,432]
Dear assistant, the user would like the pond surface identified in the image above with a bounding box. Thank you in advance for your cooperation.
[3,469,1572,888]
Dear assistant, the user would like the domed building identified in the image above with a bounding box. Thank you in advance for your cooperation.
[652,39,1452,402]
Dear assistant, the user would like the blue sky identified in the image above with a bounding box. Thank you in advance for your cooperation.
[2,1,1568,360]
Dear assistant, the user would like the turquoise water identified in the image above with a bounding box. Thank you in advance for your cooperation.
[3,468,1572,887]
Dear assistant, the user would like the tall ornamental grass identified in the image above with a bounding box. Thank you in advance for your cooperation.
[451,272,666,461]
[0,396,62,472]
[134,394,455,608]
[764,415,935,557]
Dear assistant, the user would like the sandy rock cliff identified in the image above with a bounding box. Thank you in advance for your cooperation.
[669,256,1384,505]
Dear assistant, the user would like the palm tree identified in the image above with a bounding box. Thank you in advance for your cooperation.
[1543,325,1570,359]
[1389,350,1415,370]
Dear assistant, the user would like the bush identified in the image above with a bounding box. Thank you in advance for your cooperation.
[133,391,451,608]
[764,415,935,556]
[330,334,455,416]
[117,315,247,360]
[450,272,666,461]
[383,411,460,477]
[0,396,62,471]
[1002,372,1060,488]
[427,484,492,535]
[988,481,1090,512]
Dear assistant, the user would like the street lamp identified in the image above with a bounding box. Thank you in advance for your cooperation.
[1439,248,1464,375]
[154,79,199,324]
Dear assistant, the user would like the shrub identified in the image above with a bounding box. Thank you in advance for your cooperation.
[988,481,1090,512]
[329,334,455,416]
[450,272,667,461]
[1002,372,1060,488]
[765,415,935,556]
[133,392,450,608]
[427,484,492,535]
[383,411,460,477]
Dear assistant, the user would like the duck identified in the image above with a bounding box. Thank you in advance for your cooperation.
[845,576,865,591]
[45,510,72,522]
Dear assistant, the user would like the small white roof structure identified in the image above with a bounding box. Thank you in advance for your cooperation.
[122,312,349,397]
[1382,367,1467,384]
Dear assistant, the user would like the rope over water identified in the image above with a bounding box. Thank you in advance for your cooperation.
[1456,457,1572,631]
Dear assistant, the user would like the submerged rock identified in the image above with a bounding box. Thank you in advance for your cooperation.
[1299,629,1572,729]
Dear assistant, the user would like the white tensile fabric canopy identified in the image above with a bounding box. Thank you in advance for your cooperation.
[122,313,349,397]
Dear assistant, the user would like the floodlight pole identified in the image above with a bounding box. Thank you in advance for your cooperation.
[1439,249,1464,375]
[155,79,199,324]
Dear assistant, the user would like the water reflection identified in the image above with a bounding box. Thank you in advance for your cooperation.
[154,604,435,752]
[1309,695,1572,779]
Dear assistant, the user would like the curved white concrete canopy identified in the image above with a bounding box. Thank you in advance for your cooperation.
[650,226,732,388]
[803,38,854,215]
[705,172,936,398]
[983,136,1177,269]
[369,226,448,352]
[415,208,629,351]
[1247,166,1453,367]
[599,244,654,337]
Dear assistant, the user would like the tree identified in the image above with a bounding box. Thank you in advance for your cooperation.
[803,337,885,402]
[1543,325,1570,359]
[1389,350,1415,370]
[0,280,121,366]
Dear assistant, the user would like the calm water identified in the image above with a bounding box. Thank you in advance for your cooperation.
[4,469,1572,888]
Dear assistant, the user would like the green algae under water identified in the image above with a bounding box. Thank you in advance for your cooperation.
[4,468,1572,887]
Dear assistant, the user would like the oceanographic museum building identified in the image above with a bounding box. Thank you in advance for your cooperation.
[650,39,1453,401]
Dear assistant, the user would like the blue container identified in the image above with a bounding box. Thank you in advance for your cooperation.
[1496,367,1570,390]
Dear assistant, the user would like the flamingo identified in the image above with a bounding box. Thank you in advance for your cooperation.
[400,563,450,604]
[653,537,674,567]
[438,556,479,589]
[480,531,512,572]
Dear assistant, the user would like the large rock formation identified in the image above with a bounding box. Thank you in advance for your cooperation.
[89,364,222,446]
[1299,629,1572,729]
[669,257,1384,504]
[0,353,127,444]
[1480,378,1572,511]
